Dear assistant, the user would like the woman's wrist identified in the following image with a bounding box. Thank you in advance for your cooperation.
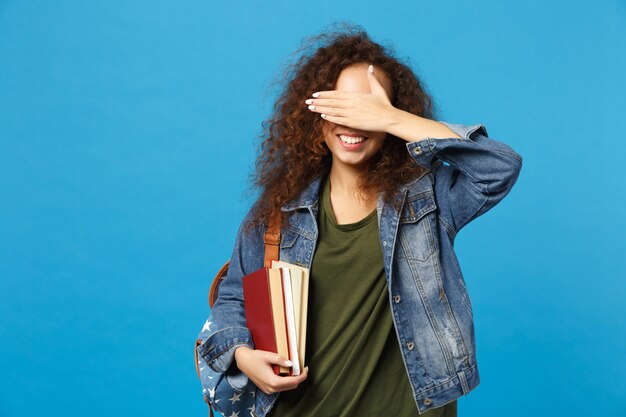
[234,345,251,360]
[386,108,461,142]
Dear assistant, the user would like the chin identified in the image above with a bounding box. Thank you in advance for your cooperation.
[335,155,373,167]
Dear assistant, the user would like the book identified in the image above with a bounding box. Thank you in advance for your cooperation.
[268,268,291,375]
[280,267,300,376]
[242,262,310,376]
[242,267,287,375]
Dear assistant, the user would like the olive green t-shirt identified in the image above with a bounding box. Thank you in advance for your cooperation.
[268,175,457,417]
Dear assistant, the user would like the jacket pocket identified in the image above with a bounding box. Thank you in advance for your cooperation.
[280,228,301,249]
[397,191,438,262]
[225,359,250,392]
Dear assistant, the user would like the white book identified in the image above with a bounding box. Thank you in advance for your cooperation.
[288,267,303,359]
[279,267,301,376]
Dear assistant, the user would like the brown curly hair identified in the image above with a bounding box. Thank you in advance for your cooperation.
[243,22,439,234]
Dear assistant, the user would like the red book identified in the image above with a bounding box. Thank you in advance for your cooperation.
[242,267,291,375]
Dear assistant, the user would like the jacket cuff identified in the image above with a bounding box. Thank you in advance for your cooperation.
[406,121,488,169]
[196,326,254,373]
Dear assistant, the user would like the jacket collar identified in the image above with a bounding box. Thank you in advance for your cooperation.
[280,172,415,213]
[280,174,325,212]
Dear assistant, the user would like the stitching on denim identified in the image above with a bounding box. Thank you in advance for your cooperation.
[398,215,436,262]
[438,215,456,241]
[430,127,523,165]
[400,201,436,223]
[285,225,315,241]
[464,183,491,232]
[279,228,299,249]
[485,147,522,164]
[406,189,434,202]
[207,341,252,371]
[204,326,246,342]
[210,340,251,361]
[453,181,490,234]
[203,327,250,356]
[465,123,487,139]
[415,362,478,395]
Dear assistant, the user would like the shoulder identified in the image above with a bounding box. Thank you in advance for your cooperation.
[233,200,265,246]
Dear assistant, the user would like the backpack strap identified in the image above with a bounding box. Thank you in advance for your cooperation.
[206,210,282,309]
[263,209,282,268]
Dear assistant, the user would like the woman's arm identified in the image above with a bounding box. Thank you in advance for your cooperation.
[196,206,309,395]
[196,209,259,376]
[388,112,523,238]
[386,109,462,141]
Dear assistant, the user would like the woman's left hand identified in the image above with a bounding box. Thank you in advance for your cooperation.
[305,65,397,133]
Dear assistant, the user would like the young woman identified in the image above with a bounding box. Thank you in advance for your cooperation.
[197,27,522,417]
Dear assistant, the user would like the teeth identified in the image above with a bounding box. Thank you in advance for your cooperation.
[339,135,366,144]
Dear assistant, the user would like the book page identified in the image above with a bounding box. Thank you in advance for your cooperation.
[279,267,301,375]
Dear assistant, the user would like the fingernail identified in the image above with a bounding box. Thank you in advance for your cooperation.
[285,360,293,366]
[368,64,374,73]
[305,98,313,104]
[312,92,320,97]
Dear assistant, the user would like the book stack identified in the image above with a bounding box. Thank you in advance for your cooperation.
[242,260,310,376]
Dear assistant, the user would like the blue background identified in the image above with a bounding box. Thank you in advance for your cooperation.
[1,1,624,416]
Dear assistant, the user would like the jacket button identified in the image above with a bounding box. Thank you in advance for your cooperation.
[394,295,401,303]
[407,341,414,350]
[413,146,423,155]
[423,398,432,405]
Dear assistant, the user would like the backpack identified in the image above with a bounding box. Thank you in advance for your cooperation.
[194,212,282,417]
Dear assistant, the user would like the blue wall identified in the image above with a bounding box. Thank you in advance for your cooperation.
[1,1,624,416]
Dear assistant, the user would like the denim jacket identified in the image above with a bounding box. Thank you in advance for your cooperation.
[196,121,523,415]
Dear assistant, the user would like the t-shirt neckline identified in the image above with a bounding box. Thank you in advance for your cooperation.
[322,175,377,231]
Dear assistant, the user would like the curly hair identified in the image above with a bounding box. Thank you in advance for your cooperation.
[243,22,439,234]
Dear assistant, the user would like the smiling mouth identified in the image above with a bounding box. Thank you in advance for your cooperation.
[337,134,369,144]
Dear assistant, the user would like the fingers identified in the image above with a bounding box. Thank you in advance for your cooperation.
[266,366,309,393]
[265,352,293,368]
[310,106,344,119]
[294,366,309,383]
[251,350,311,394]
[305,98,351,108]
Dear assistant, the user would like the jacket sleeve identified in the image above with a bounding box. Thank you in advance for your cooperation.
[195,313,253,405]
[195,206,264,380]
[406,121,523,238]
